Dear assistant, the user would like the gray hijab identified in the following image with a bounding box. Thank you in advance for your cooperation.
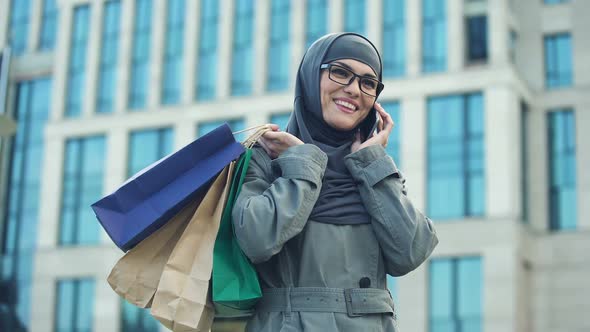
[286,33,383,225]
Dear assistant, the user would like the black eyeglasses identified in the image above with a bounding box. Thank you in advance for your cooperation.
[320,63,384,97]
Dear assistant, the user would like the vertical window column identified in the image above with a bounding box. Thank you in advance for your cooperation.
[429,257,482,332]
[96,1,122,114]
[195,0,219,101]
[544,33,573,89]
[1,78,51,331]
[59,136,105,245]
[128,0,153,110]
[381,101,402,165]
[344,0,366,36]
[8,0,31,55]
[161,0,186,105]
[422,0,447,73]
[127,128,174,176]
[39,0,58,51]
[54,279,95,332]
[231,0,254,96]
[465,15,488,63]
[548,110,576,230]
[382,0,406,78]
[65,5,91,117]
[305,0,327,48]
[267,0,290,92]
[427,93,485,220]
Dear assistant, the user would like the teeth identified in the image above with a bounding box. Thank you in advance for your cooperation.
[335,100,356,110]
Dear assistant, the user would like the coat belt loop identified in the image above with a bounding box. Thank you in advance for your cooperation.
[284,287,292,318]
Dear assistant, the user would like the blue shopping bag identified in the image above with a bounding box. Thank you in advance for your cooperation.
[91,123,245,251]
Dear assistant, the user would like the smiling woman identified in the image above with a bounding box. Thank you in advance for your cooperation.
[232,33,438,332]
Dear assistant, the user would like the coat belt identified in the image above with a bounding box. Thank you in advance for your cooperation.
[255,287,395,318]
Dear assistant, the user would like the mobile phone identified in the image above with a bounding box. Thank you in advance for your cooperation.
[359,107,379,142]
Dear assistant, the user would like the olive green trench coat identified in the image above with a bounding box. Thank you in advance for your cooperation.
[232,144,438,332]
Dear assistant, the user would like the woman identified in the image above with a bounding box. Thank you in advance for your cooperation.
[232,33,438,331]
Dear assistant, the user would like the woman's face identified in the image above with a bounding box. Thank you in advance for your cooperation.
[320,58,377,131]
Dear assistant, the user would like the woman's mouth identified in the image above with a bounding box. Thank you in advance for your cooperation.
[334,99,357,114]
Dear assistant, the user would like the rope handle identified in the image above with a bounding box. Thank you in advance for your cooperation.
[232,124,273,149]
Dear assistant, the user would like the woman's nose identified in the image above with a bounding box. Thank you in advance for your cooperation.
[342,77,361,96]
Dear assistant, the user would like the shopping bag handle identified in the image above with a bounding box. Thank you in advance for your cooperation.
[234,124,273,149]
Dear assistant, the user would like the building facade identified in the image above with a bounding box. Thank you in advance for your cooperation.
[0,0,589,331]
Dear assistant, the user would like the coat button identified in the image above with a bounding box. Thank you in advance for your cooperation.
[359,277,371,288]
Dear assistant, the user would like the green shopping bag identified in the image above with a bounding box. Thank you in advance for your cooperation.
[212,148,262,317]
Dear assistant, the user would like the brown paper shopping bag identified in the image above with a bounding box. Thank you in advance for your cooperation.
[107,193,204,308]
[151,165,232,331]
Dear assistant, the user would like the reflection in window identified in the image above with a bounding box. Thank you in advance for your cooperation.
[231,0,254,96]
[427,93,485,219]
[344,0,366,36]
[8,0,30,55]
[55,279,95,332]
[429,257,482,332]
[1,78,51,331]
[59,136,105,245]
[383,0,406,77]
[39,0,58,51]
[96,1,122,114]
[65,5,91,117]
[267,0,291,92]
[128,128,174,177]
[161,0,186,105]
[422,0,447,73]
[128,0,153,110]
[196,0,219,101]
[305,0,327,48]
[544,33,572,89]
[548,110,576,230]
[466,15,488,63]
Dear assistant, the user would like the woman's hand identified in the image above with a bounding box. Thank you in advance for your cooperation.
[351,102,395,153]
[258,124,304,159]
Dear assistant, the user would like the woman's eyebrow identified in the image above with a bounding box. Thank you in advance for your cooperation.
[333,61,377,78]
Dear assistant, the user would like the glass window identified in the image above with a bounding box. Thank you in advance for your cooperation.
[195,0,219,101]
[520,101,529,224]
[427,93,485,219]
[121,300,159,332]
[128,128,174,177]
[161,0,186,105]
[55,279,95,332]
[128,0,153,110]
[8,0,31,55]
[231,0,254,96]
[509,30,517,63]
[381,102,401,166]
[305,0,327,48]
[387,275,397,302]
[65,5,91,117]
[544,33,572,89]
[198,119,246,142]
[96,1,122,114]
[344,0,366,36]
[1,78,51,331]
[429,257,482,332]
[267,0,291,92]
[422,0,447,73]
[270,113,291,131]
[59,136,106,245]
[466,15,488,63]
[383,0,406,78]
[548,109,576,230]
[39,0,58,51]
[544,0,570,4]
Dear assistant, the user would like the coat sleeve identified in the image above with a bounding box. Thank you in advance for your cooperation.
[344,145,438,276]
[232,144,328,264]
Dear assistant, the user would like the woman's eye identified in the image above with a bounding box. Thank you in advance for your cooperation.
[361,79,377,90]
[331,68,350,78]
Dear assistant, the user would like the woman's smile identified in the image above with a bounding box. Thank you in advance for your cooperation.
[333,98,359,114]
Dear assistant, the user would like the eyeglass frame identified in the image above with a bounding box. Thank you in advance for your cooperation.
[320,63,384,98]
